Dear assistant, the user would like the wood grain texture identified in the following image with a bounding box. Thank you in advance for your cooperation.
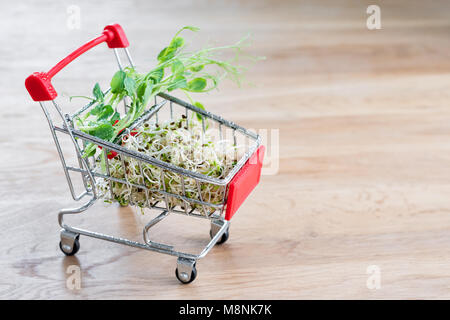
[1,0,450,299]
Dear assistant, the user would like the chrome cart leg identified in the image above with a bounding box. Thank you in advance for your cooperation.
[175,257,197,284]
[59,229,80,256]
[58,197,95,256]
[143,210,175,250]
[210,218,230,245]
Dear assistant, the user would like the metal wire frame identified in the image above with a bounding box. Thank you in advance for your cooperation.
[40,46,259,278]
[68,93,260,184]
[52,96,259,215]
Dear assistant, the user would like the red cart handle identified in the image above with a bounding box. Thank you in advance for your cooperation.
[25,24,129,102]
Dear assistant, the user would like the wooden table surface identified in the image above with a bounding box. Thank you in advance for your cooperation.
[1,0,450,299]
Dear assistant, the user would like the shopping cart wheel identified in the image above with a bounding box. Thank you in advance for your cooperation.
[59,238,80,256]
[210,226,230,245]
[59,230,80,256]
[175,258,197,284]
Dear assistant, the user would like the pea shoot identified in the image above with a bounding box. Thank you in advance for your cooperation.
[74,26,252,160]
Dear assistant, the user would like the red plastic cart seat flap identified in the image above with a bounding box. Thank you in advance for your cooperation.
[225,145,265,220]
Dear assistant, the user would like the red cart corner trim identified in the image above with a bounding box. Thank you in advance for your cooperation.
[103,24,129,48]
[25,72,57,101]
[225,145,265,220]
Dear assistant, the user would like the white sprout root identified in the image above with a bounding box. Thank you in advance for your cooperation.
[95,116,243,215]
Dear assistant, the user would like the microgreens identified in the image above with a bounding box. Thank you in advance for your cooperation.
[73,26,254,162]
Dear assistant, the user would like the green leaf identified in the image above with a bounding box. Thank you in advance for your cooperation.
[167,76,187,91]
[194,101,205,121]
[170,37,184,49]
[147,68,164,83]
[110,70,126,94]
[143,83,153,104]
[158,35,187,63]
[93,83,104,101]
[187,78,207,92]
[89,103,104,116]
[89,103,115,121]
[171,59,184,75]
[83,144,97,158]
[124,76,136,96]
[110,111,120,124]
[136,82,146,101]
[97,105,114,120]
[157,46,176,62]
[137,82,153,104]
[194,101,205,110]
[90,123,115,141]
[189,65,204,72]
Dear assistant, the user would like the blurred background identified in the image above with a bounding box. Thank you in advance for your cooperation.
[1,0,450,299]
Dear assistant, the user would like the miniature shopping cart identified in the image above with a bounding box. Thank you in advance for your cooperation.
[25,24,264,284]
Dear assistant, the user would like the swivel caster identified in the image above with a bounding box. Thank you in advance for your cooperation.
[59,230,80,256]
[175,257,197,284]
[210,226,229,245]
[210,219,230,245]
